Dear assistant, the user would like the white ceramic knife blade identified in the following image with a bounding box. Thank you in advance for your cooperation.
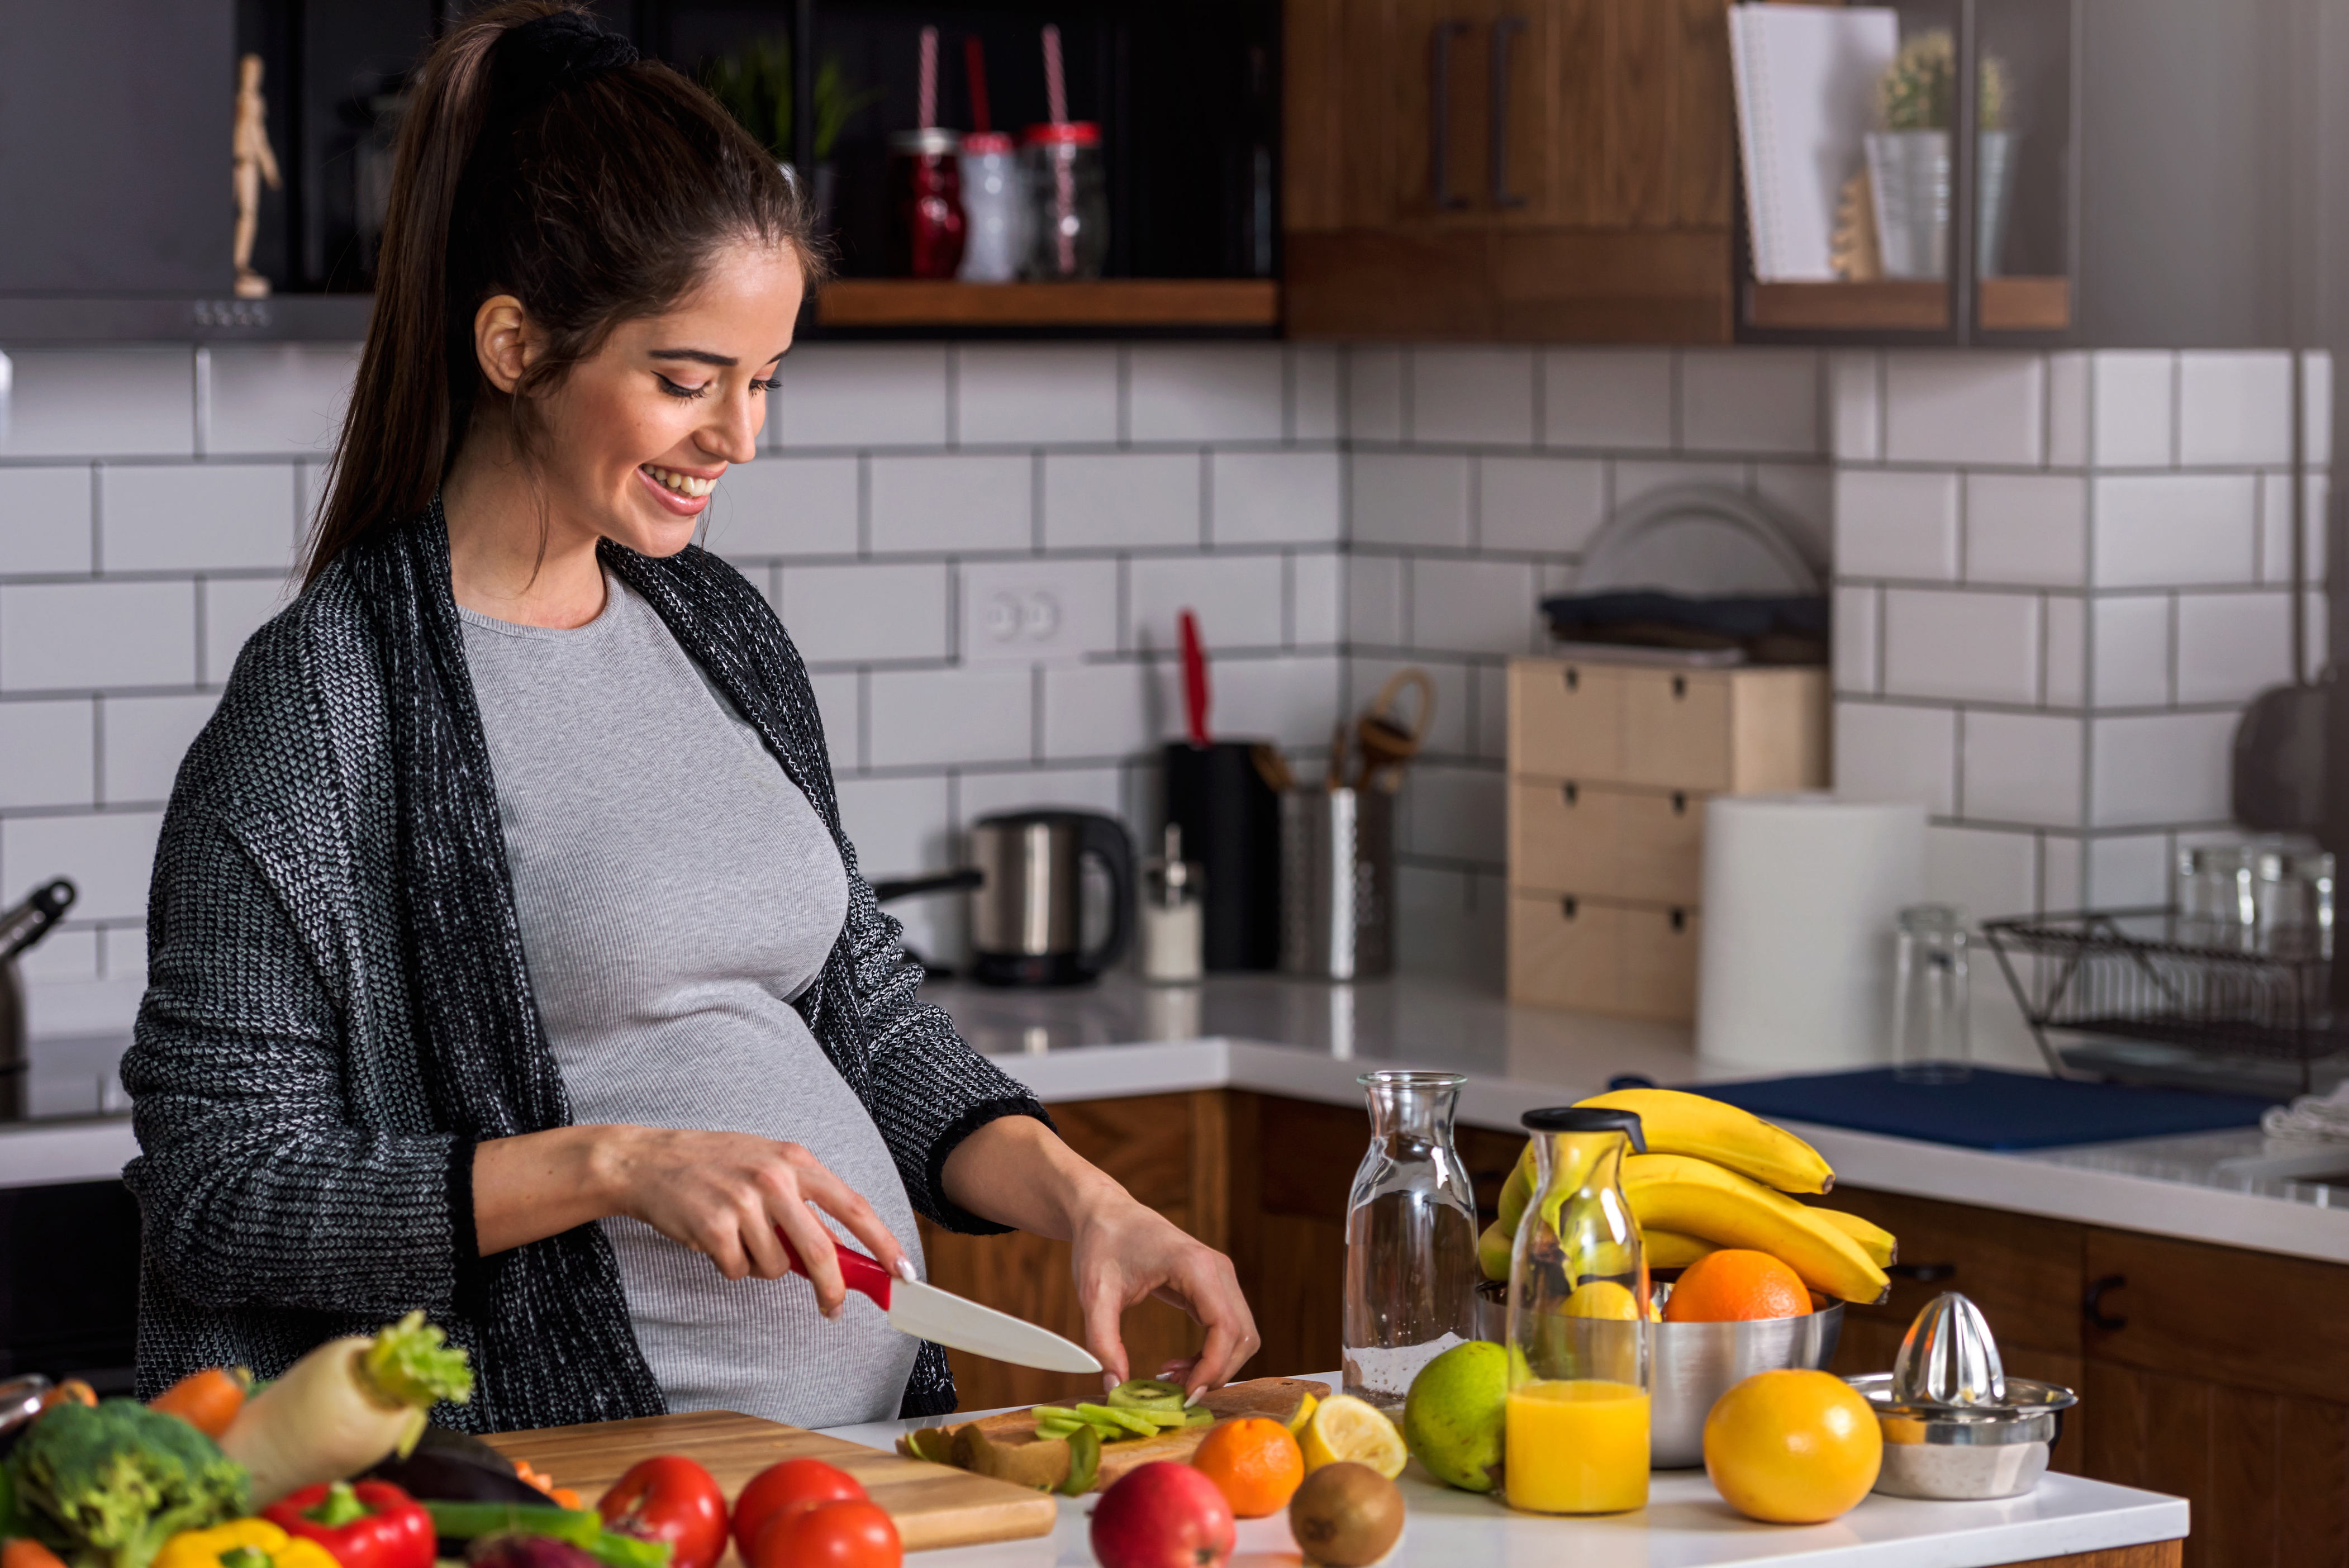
[782,1228,1103,1374]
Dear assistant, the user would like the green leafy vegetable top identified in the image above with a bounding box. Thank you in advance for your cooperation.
[360,1311,474,1410]
[4,1399,249,1568]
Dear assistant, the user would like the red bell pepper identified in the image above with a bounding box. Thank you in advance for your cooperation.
[263,1481,435,1568]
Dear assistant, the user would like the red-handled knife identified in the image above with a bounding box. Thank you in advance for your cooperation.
[1179,609,1211,748]
[779,1229,1103,1375]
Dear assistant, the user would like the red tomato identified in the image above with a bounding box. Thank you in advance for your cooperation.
[753,1500,900,1568]
[600,1456,730,1568]
[733,1459,868,1561]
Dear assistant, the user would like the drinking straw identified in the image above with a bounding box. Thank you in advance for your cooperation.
[964,36,992,135]
[917,25,938,130]
[1041,23,1076,274]
[1042,23,1068,125]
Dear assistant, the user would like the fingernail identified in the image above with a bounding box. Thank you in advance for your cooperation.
[1102,1372,1120,1395]
[896,1257,919,1282]
[1183,1389,1202,1408]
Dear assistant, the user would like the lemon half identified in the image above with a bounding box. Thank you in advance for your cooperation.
[1299,1393,1408,1479]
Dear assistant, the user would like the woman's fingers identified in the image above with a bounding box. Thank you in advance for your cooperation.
[1079,1268,1134,1394]
[770,1193,849,1314]
[790,1158,915,1282]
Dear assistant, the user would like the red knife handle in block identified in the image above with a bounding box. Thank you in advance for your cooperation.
[776,1228,894,1309]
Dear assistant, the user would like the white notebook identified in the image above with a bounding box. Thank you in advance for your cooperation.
[1730,4,1899,282]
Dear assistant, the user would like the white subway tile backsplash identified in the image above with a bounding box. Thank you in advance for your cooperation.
[1128,345,1285,443]
[2041,833,2085,911]
[1924,824,2037,922]
[1392,863,1505,986]
[1291,346,1342,442]
[205,344,358,455]
[1540,350,1674,450]
[2089,711,2234,827]
[1881,589,2042,705]
[1611,459,1747,509]
[958,557,1119,666]
[1833,469,1961,581]
[960,764,1126,824]
[99,463,297,573]
[867,664,1033,767]
[15,926,97,983]
[1345,349,1405,443]
[835,775,955,876]
[101,692,217,804]
[2044,596,2085,707]
[1290,552,1342,647]
[2,581,194,691]
[1410,348,1535,447]
[1349,453,1471,548]
[2,809,165,920]
[707,457,860,559]
[2086,833,2170,907]
[1044,453,1201,548]
[2,350,194,458]
[202,577,292,683]
[1752,464,1833,570]
[954,346,1119,445]
[1210,451,1342,545]
[2089,596,2171,708]
[1404,763,1505,862]
[2308,590,2329,680]
[1882,353,2044,467]
[2177,351,2293,467]
[1477,456,1604,554]
[1833,585,1880,695]
[1411,558,1540,655]
[771,345,949,448]
[1835,702,1957,813]
[1828,351,1882,462]
[1128,554,1286,652]
[2090,352,2176,468]
[0,467,94,574]
[1962,711,2085,828]
[1965,473,2086,586]
[2304,350,2333,467]
[2173,591,2292,704]
[2256,471,2328,588]
[1040,662,1156,759]
[1347,554,1406,648]
[1190,653,1342,748]
[2091,474,2257,588]
[869,454,1032,554]
[779,562,950,663]
[0,699,94,808]
[2046,352,2089,468]
[1472,662,1510,761]
[1679,350,1820,455]
[805,669,859,768]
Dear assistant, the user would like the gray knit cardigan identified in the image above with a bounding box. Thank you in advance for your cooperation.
[121,509,1045,1430]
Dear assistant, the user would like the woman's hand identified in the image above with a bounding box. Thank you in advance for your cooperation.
[473,1125,913,1317]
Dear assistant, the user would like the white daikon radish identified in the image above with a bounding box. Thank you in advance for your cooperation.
[221,1310,474,1504]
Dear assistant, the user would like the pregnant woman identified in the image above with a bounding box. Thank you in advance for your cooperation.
[123,2,1256,1431]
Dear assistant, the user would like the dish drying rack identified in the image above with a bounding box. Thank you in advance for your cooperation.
[1981,907,2346,1093]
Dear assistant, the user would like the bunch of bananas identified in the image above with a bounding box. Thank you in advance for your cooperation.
[1475,1088,1895,1305]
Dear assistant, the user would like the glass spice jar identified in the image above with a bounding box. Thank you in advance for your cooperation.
[1019,121,1106,280]
[886,127,966,281]
[956,131,1026,283]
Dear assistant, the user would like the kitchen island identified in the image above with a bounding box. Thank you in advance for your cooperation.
[819,1376,2188,1568]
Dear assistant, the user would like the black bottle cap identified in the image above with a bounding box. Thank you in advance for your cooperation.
[1521,1106,1647,1152]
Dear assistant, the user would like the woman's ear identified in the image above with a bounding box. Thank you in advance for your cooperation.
[473,294,535,394]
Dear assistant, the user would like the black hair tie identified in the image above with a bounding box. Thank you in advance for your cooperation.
[493,9,638,117]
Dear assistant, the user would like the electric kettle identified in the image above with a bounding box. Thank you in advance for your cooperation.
[965,810,1134,987]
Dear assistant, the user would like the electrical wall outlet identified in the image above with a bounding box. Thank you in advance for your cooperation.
[959,559,1119,663]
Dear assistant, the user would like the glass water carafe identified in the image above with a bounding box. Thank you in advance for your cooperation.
[1341,1070,1478,1412]
[1504,1106,1650,1515]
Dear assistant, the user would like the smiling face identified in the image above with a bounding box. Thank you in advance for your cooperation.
[513,237,806,559]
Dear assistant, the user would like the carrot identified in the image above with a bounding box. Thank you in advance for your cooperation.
[4,1538,71,1568]
[34,1380,94,1412]
[149,1366,254,1437]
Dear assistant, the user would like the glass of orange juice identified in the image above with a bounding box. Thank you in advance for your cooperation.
[1502,1105,1651,1514]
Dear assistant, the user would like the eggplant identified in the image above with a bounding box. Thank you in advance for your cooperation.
[469,1536,602,1568]
[365,1424,551,1505]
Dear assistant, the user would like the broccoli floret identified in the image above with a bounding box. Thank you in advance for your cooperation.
[5,1399,250,1568]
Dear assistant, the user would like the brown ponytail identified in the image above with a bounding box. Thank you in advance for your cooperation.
[303,2,822,587]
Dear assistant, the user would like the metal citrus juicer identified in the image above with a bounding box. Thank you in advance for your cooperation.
[1847,1291,2079,1500]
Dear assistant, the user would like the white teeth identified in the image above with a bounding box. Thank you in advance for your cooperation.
[645,465,716,498]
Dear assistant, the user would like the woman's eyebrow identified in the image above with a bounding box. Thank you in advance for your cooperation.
[649,348,737,367]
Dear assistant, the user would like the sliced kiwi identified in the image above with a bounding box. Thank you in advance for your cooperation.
[1075,1401,1161,1439]
[1105,1378,1187,1413]
[1057,1424,1102,1495]
[903,1426,957,1464]
[1184,1405,1217,1427]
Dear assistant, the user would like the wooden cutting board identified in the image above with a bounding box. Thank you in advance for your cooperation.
[928,1376,1329,1492]
[482,1409,1057,1554]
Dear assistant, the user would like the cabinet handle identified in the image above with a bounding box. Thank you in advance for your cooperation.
[2084,1274,2129,1331]
[1559,895,1578,919]
[1669,908,1686,933]
[1564,666,1580,692]
[1887,1262,1957,1284]
[1671,791,1687,815]
[1671,675,1688,699]
[1489,16,1528,208]
[1562,782,1578,806]
[1430,21,1471,210]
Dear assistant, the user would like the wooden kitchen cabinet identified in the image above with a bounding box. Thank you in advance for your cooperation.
[1283,0,1735,341]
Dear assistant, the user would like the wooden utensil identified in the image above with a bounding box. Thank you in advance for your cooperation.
[1353,667,1436,790]
[914,1376,1329,1493]
[483,1409,1056,1554]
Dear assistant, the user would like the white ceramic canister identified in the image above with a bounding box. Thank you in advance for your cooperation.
[956,131,1026,283]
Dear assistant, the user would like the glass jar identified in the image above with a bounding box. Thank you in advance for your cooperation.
[1892,904,1972,1084]
[1341,1070,1478,1413]
[956,131,1026,283]
[1019,122,1107,280]
[886,128,966,281]
[1504,1106,1649,1515]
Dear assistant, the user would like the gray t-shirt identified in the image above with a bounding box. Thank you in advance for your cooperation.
[460,571,922,1427]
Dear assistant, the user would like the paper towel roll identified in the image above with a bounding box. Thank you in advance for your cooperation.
[1697,793,1926,1073]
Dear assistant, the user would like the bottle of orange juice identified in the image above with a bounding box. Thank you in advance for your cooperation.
[1503,1105,1651,1514]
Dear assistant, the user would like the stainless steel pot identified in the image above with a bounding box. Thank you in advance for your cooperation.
[966,811,1134,987]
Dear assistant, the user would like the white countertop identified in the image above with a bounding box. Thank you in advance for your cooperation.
[816,1375,2189,1568]
[17,969,2349,1271]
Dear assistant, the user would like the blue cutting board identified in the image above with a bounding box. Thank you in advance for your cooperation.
[1682,1067,2273,1151]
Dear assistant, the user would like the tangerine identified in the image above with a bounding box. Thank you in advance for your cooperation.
[1703,1369,1881,1523]
[1191,1416,1306,1518]
[1661,1248,1809,1323]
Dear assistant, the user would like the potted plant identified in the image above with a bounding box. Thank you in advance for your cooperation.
[1863,31,2016,281]
[704,38,878,234]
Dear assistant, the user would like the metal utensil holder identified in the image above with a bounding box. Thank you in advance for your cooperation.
[1981,906,2348,1089]
[1280,787,1393,981]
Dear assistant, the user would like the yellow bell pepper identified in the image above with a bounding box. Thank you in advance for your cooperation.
[154,1519,342,1568]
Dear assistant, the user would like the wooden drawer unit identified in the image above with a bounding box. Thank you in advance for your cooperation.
[1511,780,1703,905]
[1508,661,1623,778]
[1621,668,1734,790]
[1508,891,1699,1022]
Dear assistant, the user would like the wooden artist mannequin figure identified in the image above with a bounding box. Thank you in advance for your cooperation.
[232,53,281,298]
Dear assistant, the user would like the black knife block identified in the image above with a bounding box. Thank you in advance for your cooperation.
[1163,740,1281,971]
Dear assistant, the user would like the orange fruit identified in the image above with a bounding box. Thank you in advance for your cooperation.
[1703,1369,1882,1523]
[1661,1249,1809,1323]
[1191,1416,1306,1518]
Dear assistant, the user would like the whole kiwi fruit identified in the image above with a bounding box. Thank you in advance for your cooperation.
[1288,1462,1405,1566]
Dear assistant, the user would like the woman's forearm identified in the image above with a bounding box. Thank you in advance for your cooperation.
[939,1115,1127,1237]
[473,1125,621,1255]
